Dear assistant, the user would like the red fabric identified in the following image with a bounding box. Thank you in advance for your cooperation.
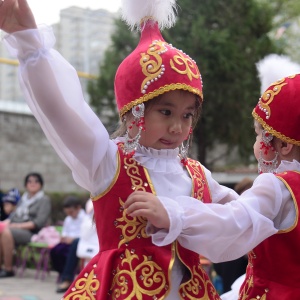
[63,145,220,300]
[253,74,300,145]
[115,20,203,116]
[239,171,300,299]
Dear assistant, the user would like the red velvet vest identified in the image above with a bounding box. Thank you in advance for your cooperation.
[63,146,221,300]
[239,171,300,299]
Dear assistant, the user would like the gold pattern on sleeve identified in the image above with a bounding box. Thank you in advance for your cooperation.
[64,269,100,300]
[117,198,148,248]
[111,249,166,300]
[170,51,200,81]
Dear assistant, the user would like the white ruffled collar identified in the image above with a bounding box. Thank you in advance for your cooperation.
[276,159,300,173]
[115,138,185,174]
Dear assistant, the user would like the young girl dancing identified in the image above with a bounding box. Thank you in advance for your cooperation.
[0,0,238,299]
[126,57,300,299]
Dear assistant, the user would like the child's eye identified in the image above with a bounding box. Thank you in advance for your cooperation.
[184,113,194,119]
[160,110,171,116]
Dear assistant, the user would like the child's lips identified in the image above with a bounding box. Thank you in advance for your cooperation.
[160,139,175,145]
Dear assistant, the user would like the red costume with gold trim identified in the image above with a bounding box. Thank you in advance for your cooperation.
[63,145,221,300]
[239,171,300,299]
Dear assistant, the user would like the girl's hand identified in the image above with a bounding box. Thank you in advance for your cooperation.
[0,0,37,34]
[125,191,170,229]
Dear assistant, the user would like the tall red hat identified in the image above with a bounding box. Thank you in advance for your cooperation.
[114,0,203,117]
[252,74,300,146]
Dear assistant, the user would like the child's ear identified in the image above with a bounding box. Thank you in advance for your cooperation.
[280,141,294,156]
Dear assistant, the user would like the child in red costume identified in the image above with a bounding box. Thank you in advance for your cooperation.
[0,0,238,298]
[126,55,300,299]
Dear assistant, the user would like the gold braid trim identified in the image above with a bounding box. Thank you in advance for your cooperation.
[90,150,121,201]
[120,83,203,117]
[275,171,300,233]
[252,111,300,146]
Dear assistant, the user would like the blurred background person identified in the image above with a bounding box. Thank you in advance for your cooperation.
[0,172,51,278]
[50,196,86,293]
[1,188,21,219]
[76,198,99,267]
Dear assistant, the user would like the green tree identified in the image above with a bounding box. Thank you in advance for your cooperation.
[89,0,282,167]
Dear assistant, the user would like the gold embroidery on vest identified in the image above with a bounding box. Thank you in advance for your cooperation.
[117,198,148,248]
[239,275,268,300]
[179,264,219,300]
[170,50,200,81]
[111,249,166,300]
[186,160,205,200]
[125,157,147,191]
[140,40,167,93]
[64,269,100,300]
[239,251,257,300]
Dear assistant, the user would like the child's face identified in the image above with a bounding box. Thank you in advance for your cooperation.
[63,206,81,219]
[129,90,196,150]
[3,202,15,215]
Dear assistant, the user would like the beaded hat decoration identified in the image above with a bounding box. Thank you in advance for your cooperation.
[115,0,203,117]
[252,73,300,146]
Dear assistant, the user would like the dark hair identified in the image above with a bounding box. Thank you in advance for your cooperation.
[111,91,202,138]
[63,196,82,208]
[24,172,44,187]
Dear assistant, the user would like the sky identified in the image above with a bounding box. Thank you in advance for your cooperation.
[27,0,122,25]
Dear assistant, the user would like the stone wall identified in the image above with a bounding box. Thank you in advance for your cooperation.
[0,111,86,193]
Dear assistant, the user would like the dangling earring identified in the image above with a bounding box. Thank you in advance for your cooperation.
[123,103,145,157]
[258,130,278,173]
[180,127,193,166]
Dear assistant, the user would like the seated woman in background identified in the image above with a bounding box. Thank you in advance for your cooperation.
[0,172,51,278]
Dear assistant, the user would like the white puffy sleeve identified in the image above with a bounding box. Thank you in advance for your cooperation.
[150,173,295,262]
[3,26,117,195]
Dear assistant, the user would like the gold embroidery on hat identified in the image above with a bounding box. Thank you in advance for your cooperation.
[111,249,166,299]
[140,40,168,94]
[258,78,287,119]
[170,50,200,81]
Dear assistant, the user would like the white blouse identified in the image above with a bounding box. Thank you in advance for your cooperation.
[3,25,295,298]
[150,160,298,263]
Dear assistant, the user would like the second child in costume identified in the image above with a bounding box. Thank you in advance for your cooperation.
[0,0,238,298]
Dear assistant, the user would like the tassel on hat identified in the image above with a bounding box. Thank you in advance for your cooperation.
[256,54,300,94]
[121,0,177,31]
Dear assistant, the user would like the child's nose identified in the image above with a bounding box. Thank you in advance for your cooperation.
[169,120,182,134]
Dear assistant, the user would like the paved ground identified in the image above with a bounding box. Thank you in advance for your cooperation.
[0,269,61,300]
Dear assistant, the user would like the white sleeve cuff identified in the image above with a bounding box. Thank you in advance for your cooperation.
[3,25,55,62]
[146,196,184,246]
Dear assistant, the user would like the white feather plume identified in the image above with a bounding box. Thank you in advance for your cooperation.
[121,0,177,30]
[257,54,300,94]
